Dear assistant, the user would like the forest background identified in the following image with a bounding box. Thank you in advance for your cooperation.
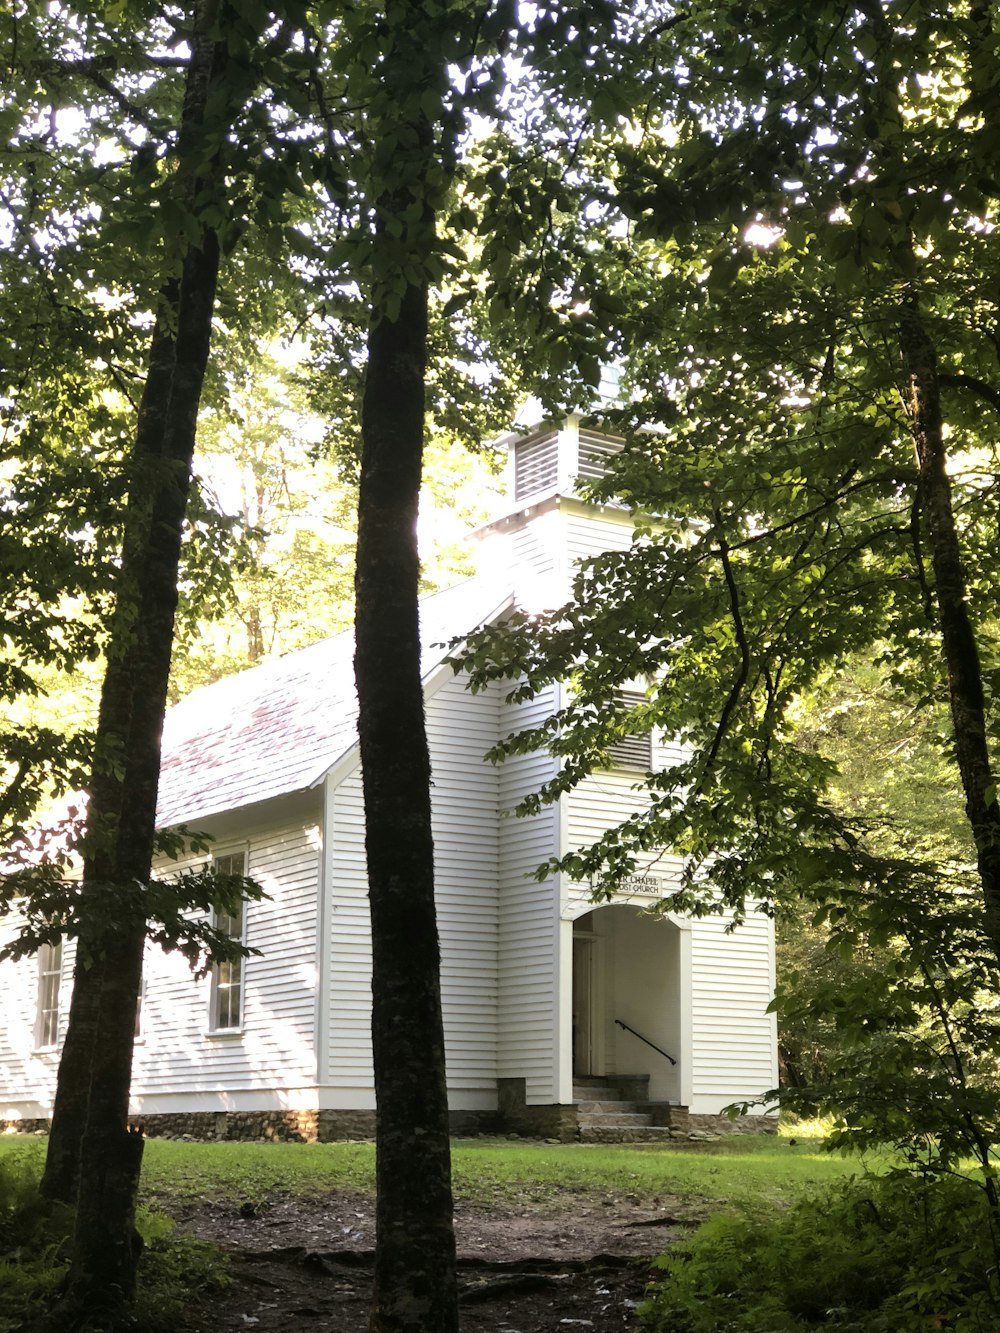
[5,0,1000,1330]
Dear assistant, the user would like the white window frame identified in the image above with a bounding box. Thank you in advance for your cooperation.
[134,973,146,1043]
[207,849,248,1035]
[35,939,62,1050]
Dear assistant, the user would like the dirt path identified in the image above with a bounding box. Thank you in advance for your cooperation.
[173,1190,705,1331]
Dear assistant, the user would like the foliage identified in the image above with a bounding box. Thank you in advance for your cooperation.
[766,659,1000,1172]
[456,0,1000,933]
[131,1210,230,1333]
[0,1149,71,1329]
[0,1148,225,1332]
[640,1174,1000,1332]
[0,0,307,847]
[792,659,971,864]
[0,833,267,980]
[172,350,504,698]
[766,856,1000,1176]
[776,657,973,1087]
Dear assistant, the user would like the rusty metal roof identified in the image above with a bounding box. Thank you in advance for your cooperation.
[155,578,512,828]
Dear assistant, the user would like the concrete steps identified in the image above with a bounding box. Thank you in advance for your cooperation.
[573,1074,690,1143]
[578,1103,650,1125]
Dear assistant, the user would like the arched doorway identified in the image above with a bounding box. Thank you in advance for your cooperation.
[571,904,683,1103]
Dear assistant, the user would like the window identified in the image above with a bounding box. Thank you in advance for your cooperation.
[607,690,653,770]
[36,941,62,1048]
[209,851,246,1032]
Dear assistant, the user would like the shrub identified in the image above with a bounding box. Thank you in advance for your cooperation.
[0,1150,72,1330]
[0,1149,228,1332]
[133,1208,230,1330]
[641,1173,1000,1331]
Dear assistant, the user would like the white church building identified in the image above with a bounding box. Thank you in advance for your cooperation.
[0,419,778,1141]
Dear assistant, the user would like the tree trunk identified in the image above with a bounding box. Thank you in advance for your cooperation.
[40,288,179,1206]
[899,297,1000,956]
[37,12,232,1323]
[39,226,223,1329]
[60,227,222,1319]
[355,284,458,1332]
[350,1,458,1325]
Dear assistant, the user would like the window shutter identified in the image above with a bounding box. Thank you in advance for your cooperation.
[513,430,559,500]
[577,429,624,484]
[608,690,652,770]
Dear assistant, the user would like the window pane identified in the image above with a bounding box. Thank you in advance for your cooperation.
[37,941,62,1047]
[211,852,245,1030]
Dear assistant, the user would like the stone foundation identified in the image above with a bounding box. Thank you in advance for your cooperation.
[497,1078,578,1142]
[140,1107,500,1142]
[143,1110,321,1142]
[3,1106,778,1143]
[646,1102,691,1133]
[1,1117,49,1136]
[688,1112,778,1136]
[3,1108,500,1143]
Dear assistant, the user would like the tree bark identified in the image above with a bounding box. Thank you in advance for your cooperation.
[36,11,232,1323]
[899,297,1000,957]
[350,1,458,1325]
[356,285,458,1332]
[56,226,222,1321]
[40,289,179,1206]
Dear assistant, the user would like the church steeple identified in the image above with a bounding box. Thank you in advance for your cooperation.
[472,414,632,612]
[502,415,624,509]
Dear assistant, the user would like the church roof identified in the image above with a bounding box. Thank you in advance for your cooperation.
[155,577,512,829]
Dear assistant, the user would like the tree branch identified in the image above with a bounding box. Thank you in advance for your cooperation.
[698,510,751,790]
[938,371,1000,417]
[0,758,31,830]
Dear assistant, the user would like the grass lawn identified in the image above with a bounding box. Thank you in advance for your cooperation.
[1,1131,860,1213]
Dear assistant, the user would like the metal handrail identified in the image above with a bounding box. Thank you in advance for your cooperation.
[615,1018,677,1066]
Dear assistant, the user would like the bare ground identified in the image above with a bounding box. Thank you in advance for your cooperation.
[171,1188,706,1331]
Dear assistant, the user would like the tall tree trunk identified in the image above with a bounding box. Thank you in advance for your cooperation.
[899,297,1000,956]
[40,289,179,1206]
[36,12,233,1324]
[356,281,459,1333]
[58,226,222,1322]
[351,2,458,1327]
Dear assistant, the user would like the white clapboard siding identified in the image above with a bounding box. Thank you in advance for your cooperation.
[688,911,778,1114]
[0,912,78,1117]
[497,683,561,1103]
[326,678,502,1100]
[427,674,500,1090]
[0,904,53,1114]
[325,767,372,1088]
[563,505,635,566]
[131,815,321,1100]
[509,514,566,607]
[563,768,685,916]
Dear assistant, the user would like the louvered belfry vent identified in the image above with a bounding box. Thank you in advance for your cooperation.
[513,430,559,501]
[577,430,624,484]
[608,690,653,770]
